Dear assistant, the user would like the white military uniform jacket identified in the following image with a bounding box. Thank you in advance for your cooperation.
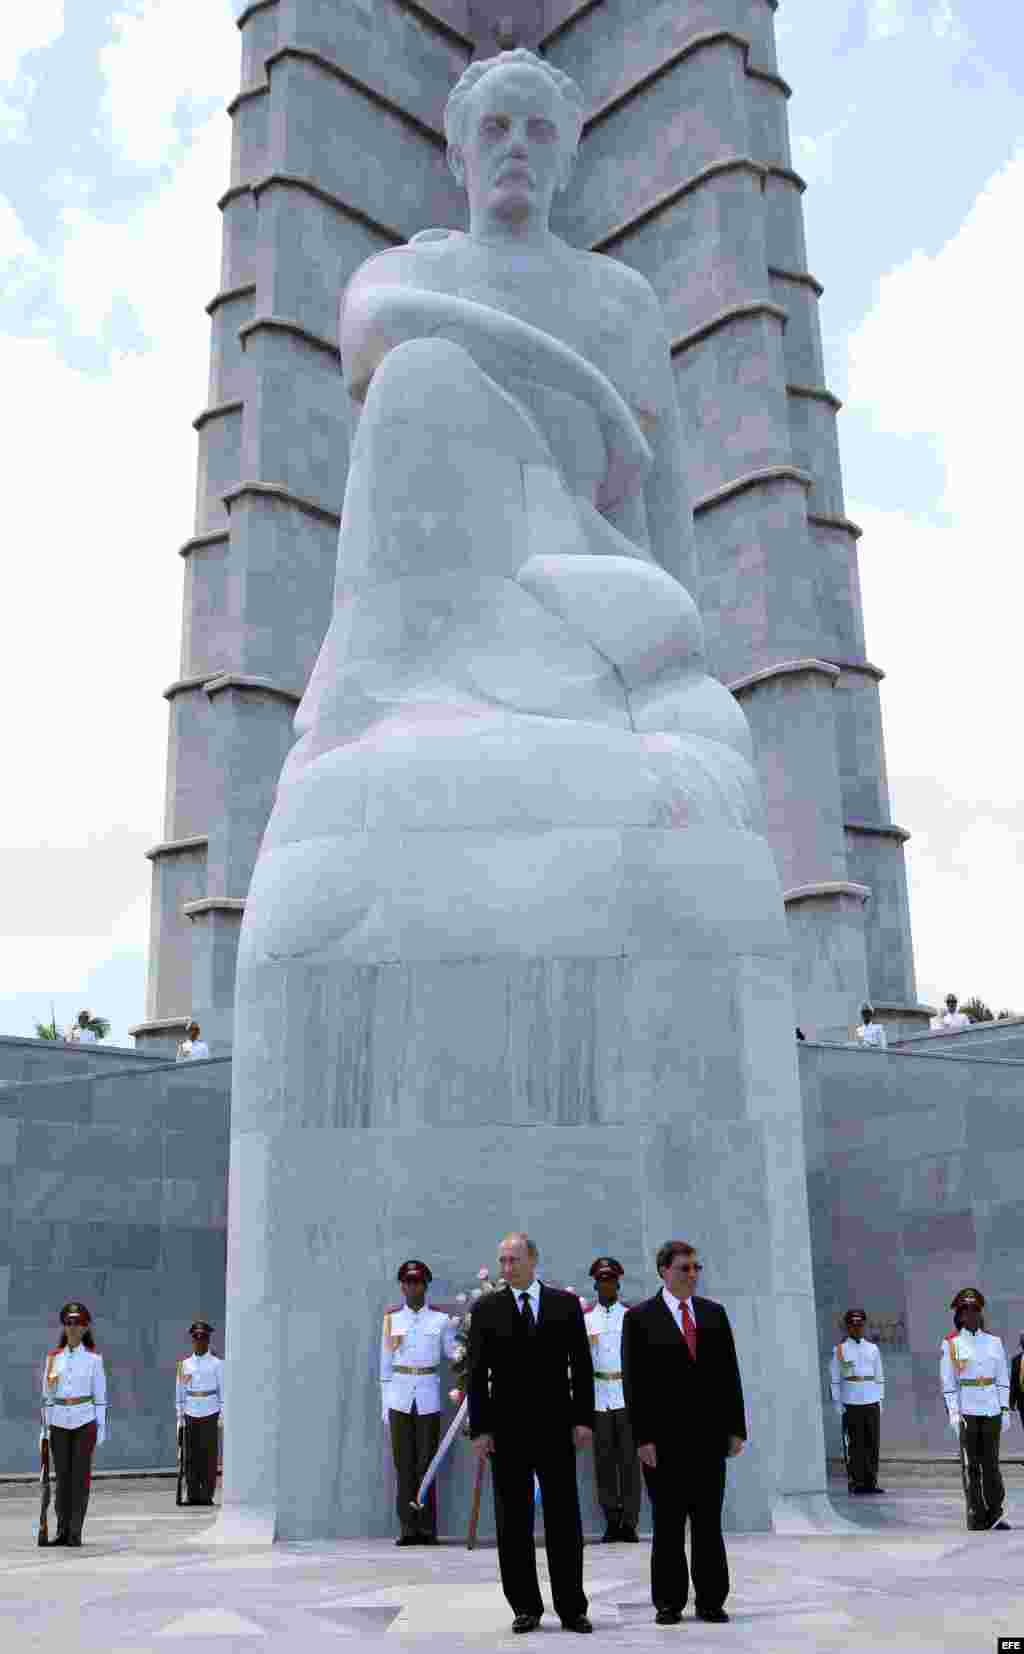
[176,1352,224,1422]
[940,1328,1010,1418]
[380,1304,458,1421]
[830,1337,884,1406]
[41,1346,107,1442]
[585,1301,626,1412]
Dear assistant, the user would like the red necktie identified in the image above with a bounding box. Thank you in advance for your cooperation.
[682,1301,697,1360]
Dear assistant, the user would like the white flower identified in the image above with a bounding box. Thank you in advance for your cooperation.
[478,1267,491,1280]
[452,1344,466,1360]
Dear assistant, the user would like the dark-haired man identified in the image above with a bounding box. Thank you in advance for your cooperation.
[176,1320,223,1506]
[622,1240,746,1626]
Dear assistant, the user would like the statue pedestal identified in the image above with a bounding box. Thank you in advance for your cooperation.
[223,860,828,1537]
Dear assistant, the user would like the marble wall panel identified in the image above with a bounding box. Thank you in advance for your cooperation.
[546,0,758,110]
[287,0,469,131]
[262,188,396,346]
[672,314,793,500]
[230,85,269,189]
[242,331,348,512]
[240,0,280,87]
[560,42,751,249]
[208,290,254,407]
[274,59,461,240]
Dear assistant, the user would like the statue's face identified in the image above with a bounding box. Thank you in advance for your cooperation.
[450,65,574,224]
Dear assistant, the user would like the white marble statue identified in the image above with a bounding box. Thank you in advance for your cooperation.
[225,52,827,1545]
[241,49,775,969]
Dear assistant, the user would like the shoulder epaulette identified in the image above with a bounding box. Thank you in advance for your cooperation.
[176,1360,185,1381]
[383,1312,392,1339]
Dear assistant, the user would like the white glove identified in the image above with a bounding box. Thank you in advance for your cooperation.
[1001,1411,1010,1434]
[948,1410,961,1437]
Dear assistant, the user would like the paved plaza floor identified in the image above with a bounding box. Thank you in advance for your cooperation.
[3,1474,1023,1652]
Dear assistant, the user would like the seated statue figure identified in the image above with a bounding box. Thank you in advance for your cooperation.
[238,48,783,991]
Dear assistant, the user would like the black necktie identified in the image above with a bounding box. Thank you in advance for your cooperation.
[519,1292,536,1332]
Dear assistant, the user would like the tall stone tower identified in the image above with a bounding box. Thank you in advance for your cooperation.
[133,0,930,1053]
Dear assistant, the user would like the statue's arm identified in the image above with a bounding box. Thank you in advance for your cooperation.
[340,266,651,504]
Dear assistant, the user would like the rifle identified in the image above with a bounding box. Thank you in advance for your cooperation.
[175,1421,186,1506]
[466,1454,485,1550]
[37,1436,51,1546]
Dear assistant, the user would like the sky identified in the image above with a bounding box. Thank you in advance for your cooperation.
[0,0,1021,1047]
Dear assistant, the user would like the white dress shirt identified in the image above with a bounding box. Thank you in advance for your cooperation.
[661,1287,696,1336]
[41,1346,107,1442]
[829,1338,885,1406]
[931,1010,970,1032]
[380,1303,459,1420]
[177,1039,210,1061]
[855,1022,887,1049]
[70,1027,97,1043]
[176,1352,224,1421]
[585,1301,626,1411]
[513,1278,542,1320]
[940,1328,1010,1418]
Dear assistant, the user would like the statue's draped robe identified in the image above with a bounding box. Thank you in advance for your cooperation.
[240,304,780,968]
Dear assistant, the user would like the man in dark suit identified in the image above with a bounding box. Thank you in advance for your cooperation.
[467,1231,595,1635]
[621,1239,746,1626]
[1009,1334,1024,1432]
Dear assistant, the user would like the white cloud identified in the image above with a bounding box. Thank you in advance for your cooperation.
[100,0,239,169]
[866,0,909,42]
[0,2,65,139]
[0,68,234,1036]
[930,2,967,44]
[846,149,1024,1010]
[0,3,65,84]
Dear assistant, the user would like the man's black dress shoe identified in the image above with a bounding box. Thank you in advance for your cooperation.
[600,1525,621,1543]
[864,1486,886,1495]
[992,1519,1012,1530]
[696,1607,729,1623]
[50,1534,69,1547]
[655,1609,683,1625]
[561,1616,593,1633]
[619,1524,640,1542]
[395,1534,419,1546]
[68,1536,83,1547]
[512,1613,542,1633]
[419,1534,439,1545]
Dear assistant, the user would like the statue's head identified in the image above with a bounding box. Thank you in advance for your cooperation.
[445,49,584,226]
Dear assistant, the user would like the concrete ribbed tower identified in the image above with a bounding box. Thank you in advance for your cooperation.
[133,0,930,1053]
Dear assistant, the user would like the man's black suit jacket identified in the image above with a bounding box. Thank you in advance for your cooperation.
[621,1293,747,1455]
[467,1283,595,1443]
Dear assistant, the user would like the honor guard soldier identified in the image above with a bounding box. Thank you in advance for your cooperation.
[40,1302,107,1546]
[585,1257,641,1542]
[381,1260,459,1545]
[175,1320,224,1506]
[830,1309,885,1494]
[941,1287,1011,1530]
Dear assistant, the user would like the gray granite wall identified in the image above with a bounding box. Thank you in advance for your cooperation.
[0,1057,230,1474]
[0,1036,170,1090]
[799,1040,1024,1459]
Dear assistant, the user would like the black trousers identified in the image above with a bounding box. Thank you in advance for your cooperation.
[642,1448,728,1615]
[491,1434,587,1624]
[842,1402,880,1490]
[958,1415,1004,1530]
[184,1413,220,1504]
[389,1406,440,1537]
[50,1422,96,1541]
[593,1408,642,1526]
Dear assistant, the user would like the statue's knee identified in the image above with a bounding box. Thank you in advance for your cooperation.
[365,337,478,412]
